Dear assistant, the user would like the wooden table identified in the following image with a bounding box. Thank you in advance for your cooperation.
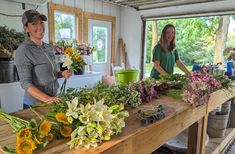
[0,88,234,154]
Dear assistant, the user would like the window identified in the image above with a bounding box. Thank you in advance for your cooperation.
[48,3,82,42]
[93,26,108,63]
[54,11,76,41]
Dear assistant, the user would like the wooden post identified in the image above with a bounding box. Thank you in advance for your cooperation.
[140,18,146,80]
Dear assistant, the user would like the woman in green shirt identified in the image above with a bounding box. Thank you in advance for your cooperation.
[150,24,191,79]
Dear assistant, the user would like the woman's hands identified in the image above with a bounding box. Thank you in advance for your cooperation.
[60,70,71,79]
[43,96,61,104]
[176,60,191,78]
[27,86,62,104]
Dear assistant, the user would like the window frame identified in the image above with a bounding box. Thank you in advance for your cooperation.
[83,12,116,66]
[48,2,82,42]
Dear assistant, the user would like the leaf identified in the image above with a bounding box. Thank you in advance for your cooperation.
[1,146,16,154]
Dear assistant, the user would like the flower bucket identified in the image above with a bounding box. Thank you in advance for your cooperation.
[207,112,229,138]
[0,58,18,83]
[226,61,233,73]
[192,65,201,71]
[74,65,85,75]
[116,69,139,85]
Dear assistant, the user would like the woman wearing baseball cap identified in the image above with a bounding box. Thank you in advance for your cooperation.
[15,9,71,109]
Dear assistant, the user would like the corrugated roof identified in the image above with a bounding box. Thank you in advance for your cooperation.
[103,0,222,11]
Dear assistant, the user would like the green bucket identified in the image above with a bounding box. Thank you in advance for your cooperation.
[116,69,139,85]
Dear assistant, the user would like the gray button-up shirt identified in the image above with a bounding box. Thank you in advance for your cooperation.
[15,39,59,105]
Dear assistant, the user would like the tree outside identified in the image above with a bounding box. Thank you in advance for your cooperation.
[145,15,235,76]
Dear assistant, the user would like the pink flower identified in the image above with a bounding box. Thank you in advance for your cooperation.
[183,67,222,107]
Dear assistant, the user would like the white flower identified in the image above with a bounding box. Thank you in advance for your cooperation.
[62,54,73,70]
[67,98,129,149]
[66,97,79,119]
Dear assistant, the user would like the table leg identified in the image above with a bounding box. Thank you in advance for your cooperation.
[188,118,204,154]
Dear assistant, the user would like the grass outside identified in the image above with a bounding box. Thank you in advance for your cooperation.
[145,63,193,76]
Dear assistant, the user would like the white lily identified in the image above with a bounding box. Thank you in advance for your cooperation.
[62,54,73,70]
[66,97,79,119]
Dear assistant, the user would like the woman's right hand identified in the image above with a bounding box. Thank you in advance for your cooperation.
[61,70,71,79]
[44,96,61,104]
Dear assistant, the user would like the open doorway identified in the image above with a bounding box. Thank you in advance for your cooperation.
[144,15,235,77]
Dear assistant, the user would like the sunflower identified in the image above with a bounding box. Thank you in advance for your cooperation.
[34,134,44,145]
[16,138,36,154]
[72,53,81,61]
[77,56,83,62]
[46,133,54,141]
[55,112,70,125]
[17,128,32,140]
[64,47,73,55]
[39,120,52,136]
[60,126,73,138]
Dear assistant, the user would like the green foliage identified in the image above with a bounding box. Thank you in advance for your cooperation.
[213,75,232,89]
[0,25,25,56]
[159,74,189,89]
[164,89,182,100]
[54,82,142,110]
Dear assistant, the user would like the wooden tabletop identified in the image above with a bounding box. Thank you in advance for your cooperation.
[1,88,234,154]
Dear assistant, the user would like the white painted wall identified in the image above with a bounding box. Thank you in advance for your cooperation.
[120,6,142,70]
[0,0,121,64]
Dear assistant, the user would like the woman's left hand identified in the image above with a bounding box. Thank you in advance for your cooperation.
[61,70,71,79]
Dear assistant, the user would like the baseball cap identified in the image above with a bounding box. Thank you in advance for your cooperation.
[22,9,47,25]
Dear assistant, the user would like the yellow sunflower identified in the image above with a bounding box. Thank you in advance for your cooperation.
[39,120,52,136]
[64,47,73,55]
[46,133,54,141]
[34,134,44,145]
[77,56,83,62]
[60,126,73,138]
[55,112,70,125]
[17,128,32,140]
[16,138,36,154]
[72,53,81,61]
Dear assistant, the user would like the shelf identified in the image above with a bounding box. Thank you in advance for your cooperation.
[206,127,235,154]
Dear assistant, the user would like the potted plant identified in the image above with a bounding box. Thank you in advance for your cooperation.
[0,25,25,83]
[0,25,25,58]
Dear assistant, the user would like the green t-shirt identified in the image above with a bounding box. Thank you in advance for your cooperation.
[150,44,179,79]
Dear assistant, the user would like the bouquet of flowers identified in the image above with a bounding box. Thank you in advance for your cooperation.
[75,43,93,56]
[47,98,129,149]
[62,47,86,71]
[0,109,53,154]
[182,66,222,107]
[60,47,86,94]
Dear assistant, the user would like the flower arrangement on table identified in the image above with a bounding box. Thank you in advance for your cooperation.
[182,66,231,107]
[0,109,55,154]
[47,98,129,149]
[0,83,130,153]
